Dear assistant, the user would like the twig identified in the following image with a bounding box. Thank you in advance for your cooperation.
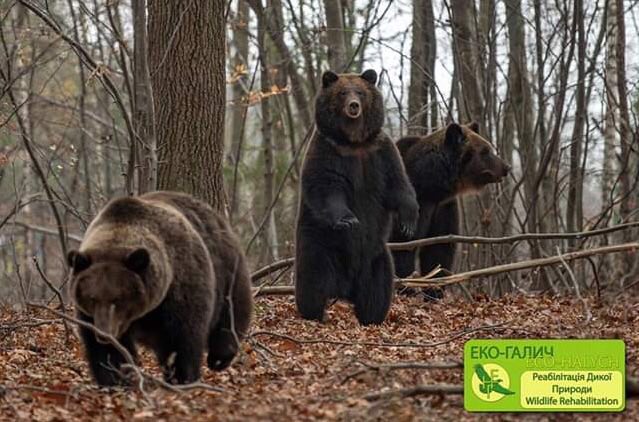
[363,384,463,401]
[32,258,72,341]
[252,321,512,349]
[12,221,82,243]
[556,247,592,324]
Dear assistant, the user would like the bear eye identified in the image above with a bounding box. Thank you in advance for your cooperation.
[339,90,348,97]
[481,147,490,156]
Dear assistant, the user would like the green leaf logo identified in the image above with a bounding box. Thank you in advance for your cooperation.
[472,363,515,402]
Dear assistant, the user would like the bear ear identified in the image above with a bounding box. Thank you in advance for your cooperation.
[322,70,339,88]
[445,123,465,148]
[68,250,91,273]
[360,69,378,85]
[125,248,150,274]
[467,121,480,133]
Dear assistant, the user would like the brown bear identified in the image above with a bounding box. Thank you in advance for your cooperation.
[390,123,510,297]
[67,191,253,386]
[295,69,418,325]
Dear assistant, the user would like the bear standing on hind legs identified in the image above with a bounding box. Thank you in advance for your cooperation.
[67,191,253,386]
[295,69,418,325]
[390,123,510,298]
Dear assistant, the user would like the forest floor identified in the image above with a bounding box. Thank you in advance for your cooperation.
[0,292,638,421]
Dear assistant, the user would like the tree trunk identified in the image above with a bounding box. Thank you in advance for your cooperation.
[133,0,157,194]
[450,0,484,124]
[257,12,279,262]
[614,0,636,275]
[566,0,585,242]
[408,0,436,134]
[228,0,250,216]
[323,0,348,71]
[602,0,617,216]
[148,0,226,210]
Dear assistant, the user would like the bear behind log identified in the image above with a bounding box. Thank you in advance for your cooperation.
[391,123,510,291]
[67,191,253,386]
[295,69,418,325]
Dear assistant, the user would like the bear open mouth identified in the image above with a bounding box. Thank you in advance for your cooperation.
[345,109,362,119]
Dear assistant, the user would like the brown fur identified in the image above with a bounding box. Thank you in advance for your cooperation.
[295,69,418,325]
[68,191,253,386]
[391,123,510,286]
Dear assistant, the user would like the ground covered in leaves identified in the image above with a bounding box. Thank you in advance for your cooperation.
[1,293,638,421]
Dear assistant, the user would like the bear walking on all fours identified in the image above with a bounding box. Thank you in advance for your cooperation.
[295,69,419,325]
[390,123,510,298]
[67,191,253,386]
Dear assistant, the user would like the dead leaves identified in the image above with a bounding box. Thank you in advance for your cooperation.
[0,294,638,420]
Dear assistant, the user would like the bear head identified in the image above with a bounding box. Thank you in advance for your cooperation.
[67,246,155,341]
[315,69,384,145]
[444,122,511,193]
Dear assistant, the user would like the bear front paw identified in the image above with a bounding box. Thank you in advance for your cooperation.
[333,214,360,231]
[399,206,418,237]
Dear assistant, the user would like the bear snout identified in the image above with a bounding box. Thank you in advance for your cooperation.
[345,99,362,119]
[502,163,512,177]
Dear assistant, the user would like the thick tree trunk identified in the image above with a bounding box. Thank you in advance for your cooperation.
[148,0,226,210]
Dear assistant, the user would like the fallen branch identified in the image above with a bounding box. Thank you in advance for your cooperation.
[387,221,639,250]
[251,224,639,281]
[252,320,512,349]
[254,242,639,295]
[401,242,639,287]
[342,360,462,384]
[0,318,62,332]
[363,384,463,401]
[251,258,295,283]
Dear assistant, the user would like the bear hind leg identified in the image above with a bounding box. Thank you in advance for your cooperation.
[295,243,335,322]
[354,251,394,325]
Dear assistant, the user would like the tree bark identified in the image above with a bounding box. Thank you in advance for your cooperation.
[133,0,157,194]
[449,0,484,125]
[602,0,617,215]
[408,0,436,134]
[323,0,348,71]
[228,0,250,216]
[148,0,225,210]
[256,11,279,262]
[566,0,585,242]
